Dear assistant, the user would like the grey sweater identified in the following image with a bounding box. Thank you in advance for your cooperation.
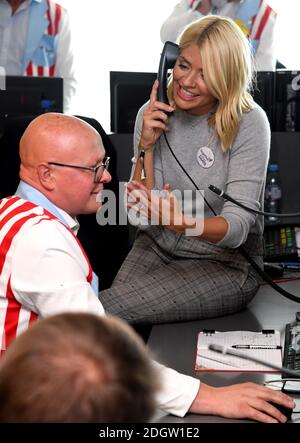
[132,104,270,250]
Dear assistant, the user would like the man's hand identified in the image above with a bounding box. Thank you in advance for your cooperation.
[189,382,295,423]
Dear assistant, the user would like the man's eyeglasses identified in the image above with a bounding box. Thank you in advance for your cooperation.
[48,157,110,183]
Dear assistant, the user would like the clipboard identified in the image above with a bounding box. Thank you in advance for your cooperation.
[195,329,282,372]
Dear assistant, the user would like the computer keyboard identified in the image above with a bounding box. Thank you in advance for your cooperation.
[283,320,300,377]
[264,226,299,262]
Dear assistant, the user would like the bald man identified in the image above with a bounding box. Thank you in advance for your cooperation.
[0,113,110,351]
[0,113,201,419]
[0,113,294,423]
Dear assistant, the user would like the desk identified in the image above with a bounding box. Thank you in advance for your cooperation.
[148,280,300,423]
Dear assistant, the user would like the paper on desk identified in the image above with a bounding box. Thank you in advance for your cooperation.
[195,330,282,372]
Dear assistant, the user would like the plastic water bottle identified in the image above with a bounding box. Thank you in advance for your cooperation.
[264,164,282,223]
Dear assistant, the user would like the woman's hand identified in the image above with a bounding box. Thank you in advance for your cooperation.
[127,181,182,230]
[189,382,295,423]
[139,80,174,148]
[126,181,202,235]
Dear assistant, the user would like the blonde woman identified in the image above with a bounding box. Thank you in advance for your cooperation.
[101,16,269,325]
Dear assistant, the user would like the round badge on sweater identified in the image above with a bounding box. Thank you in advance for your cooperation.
[197,147,214,169]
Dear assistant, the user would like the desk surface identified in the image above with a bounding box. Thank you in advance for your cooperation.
[148,279,300,423]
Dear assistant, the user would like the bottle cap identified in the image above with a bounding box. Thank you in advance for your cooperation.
[41,99,54,111]
[268,164,279,172]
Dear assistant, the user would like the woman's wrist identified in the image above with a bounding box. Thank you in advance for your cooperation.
[138,144,155,153]
[170,216,203,237]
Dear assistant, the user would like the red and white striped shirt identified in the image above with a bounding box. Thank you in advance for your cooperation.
[250,0,275,44]
[160,0,277,71]
[0,196,205,418]
[0,196,104,354]
[25,0,62,77]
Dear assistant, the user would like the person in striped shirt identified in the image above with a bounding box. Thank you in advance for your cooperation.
[0,0,76,111]
[160,0,277,71]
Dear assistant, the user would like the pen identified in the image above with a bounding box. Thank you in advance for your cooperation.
[231,345,282,349]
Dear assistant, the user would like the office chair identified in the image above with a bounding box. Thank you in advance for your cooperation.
[0,115,34,198]
[74,116,130,289]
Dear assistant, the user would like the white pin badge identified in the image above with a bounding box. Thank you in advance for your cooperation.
[197,147,214,169]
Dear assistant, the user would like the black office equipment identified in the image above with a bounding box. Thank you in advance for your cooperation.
[269,132,300,220]
[252,71,275,130]
[262,132,300,264]
[0,75,63,115]
[0,76,63,196]
[110,70,276,133]
[110,71,156,133]
[274,70,300,131]
[264,226,299,263]
[110,70,300,134]
[283,321,300,377]
[157,41,179,105]
[267,402,293,421]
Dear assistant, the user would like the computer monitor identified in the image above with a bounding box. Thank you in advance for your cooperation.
[274,70,300,131]
[252,71,275,130]
[110,70,278,134]
[270,131,300,218]
[110,71,156,133]
[0,75,63,115]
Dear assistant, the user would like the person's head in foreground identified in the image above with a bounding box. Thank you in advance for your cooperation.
[0,313,159,422]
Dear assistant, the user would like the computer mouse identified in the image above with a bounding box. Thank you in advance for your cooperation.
[268,402,293,422]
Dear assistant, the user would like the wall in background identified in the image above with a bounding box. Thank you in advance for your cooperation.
[268,0,300,69]
[57,0,175,131]
[57,0,300,132]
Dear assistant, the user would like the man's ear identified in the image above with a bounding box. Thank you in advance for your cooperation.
[37,163,55,191]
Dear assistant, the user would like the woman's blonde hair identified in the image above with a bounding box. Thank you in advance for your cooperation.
[168,15,254,151]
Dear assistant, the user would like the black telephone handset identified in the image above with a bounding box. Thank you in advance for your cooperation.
[157,41,180,105]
